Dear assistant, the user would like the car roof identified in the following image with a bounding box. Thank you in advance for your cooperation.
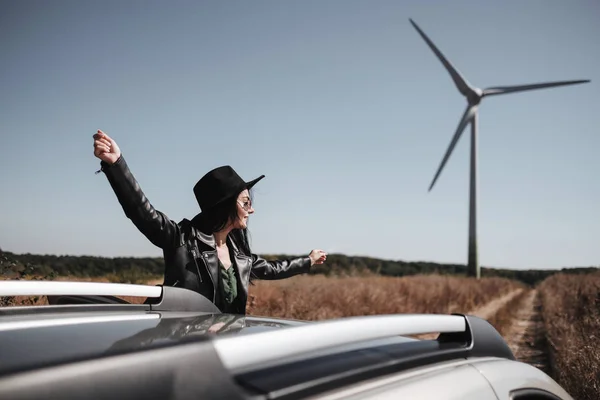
[0,280,571,400]
[0,309,302,377]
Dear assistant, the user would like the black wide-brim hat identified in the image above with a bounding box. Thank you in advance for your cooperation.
[192,165,265,216]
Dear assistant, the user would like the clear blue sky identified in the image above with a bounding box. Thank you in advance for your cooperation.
[1,0,598,269]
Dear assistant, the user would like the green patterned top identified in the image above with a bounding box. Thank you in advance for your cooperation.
[217,259,238,313]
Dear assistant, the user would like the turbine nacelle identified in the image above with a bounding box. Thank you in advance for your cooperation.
[466,88,483,105]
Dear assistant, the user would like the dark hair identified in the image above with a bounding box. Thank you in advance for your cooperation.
[193,190,253,256]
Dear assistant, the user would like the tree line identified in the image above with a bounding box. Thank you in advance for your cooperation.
[1,248,597,286]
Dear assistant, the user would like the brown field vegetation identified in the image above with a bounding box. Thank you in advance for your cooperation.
[539,272,600,400]
[246,273,525,320]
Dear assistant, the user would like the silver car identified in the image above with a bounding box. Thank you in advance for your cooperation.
[0,280,573,400]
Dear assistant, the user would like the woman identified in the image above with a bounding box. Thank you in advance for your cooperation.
[93,129,327,314]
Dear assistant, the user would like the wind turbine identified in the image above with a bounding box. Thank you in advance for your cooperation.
[409,18,590,279]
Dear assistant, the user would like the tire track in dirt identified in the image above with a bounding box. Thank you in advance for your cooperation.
[502,289,551,374]
[414,289,524,340]
[467,288,523,320]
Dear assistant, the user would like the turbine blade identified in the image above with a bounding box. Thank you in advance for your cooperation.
[483,79,590,96]
[429,105,477,192]
[409,18,475,97]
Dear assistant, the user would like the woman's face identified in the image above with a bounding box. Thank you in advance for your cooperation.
[233,189,254,229]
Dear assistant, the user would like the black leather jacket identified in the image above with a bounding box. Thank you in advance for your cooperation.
[99,156,312,314]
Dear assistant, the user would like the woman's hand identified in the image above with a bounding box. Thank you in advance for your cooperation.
[309,249,328,266]
[93,129,121,165]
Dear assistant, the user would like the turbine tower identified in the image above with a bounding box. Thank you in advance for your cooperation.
[409,18,590,279]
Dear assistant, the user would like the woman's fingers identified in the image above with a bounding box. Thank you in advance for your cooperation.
[92,130,120,164]
[94,138,111,148]
[97,129,116,145]
[96,129,120,151]
[94,144,110,155]
[95,130,108,141]
[93,139,111,150]
[309,249,327,265]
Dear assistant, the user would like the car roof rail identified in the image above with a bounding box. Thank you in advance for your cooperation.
[224,314,516,399]
[214,313,514,373]
[0,280,162,298]
[0,280,221,314]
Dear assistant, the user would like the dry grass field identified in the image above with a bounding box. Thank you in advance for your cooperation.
[246,273,525,320]
[538,272,600,400]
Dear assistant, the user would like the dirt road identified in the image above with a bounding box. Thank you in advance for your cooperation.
[414,288,524,340]
[467,288,523,320]
[502,289,551,373]
[460,287,551,373]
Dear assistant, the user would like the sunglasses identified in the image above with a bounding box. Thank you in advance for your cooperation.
[237,198,252,211]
